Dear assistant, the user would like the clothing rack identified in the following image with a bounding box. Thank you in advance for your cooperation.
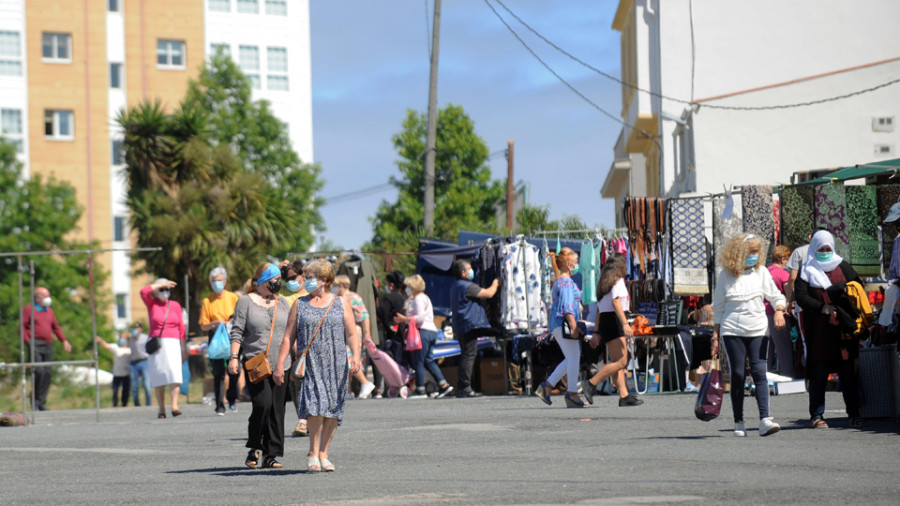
[532,228,630,237]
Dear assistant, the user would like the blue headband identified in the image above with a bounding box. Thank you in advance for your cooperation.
[257,264,280,285]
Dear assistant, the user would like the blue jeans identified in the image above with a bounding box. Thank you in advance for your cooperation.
[130,359,152,406]
[723,335,770,422]
[413,329,446,390]
[807,360,860,420]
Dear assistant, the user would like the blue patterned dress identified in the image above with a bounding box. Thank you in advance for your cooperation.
[296,296,348,424]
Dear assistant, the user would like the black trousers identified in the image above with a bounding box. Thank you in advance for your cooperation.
[244,369,287,457]
[29,341,53,409]
[210,358,239,410]
[112,375,131,407]
[457,331,480,394]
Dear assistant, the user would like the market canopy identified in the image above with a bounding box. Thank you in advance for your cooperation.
[801,157,900,185]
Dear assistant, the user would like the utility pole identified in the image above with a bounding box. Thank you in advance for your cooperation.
[506,139,514,230]
[423,0,441,236]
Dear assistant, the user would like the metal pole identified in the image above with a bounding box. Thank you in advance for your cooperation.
[17,256,26,421]
[88,252,100,421]
[423,0,441,236]
[28,260,35,415]
[506,139,514,230]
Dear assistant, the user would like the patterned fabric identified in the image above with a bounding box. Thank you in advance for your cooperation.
[741,185,775,263]
[773,199,780,246]
[500,242,545,331]
[296,296,348,424]
[877,184,900,271]
[540,240,554,309]
[671,199,708,295]
[713,195,743,278]
[781,185,815,250]
[815,183,850,260]
[549,276,581,331]
[344,291,369,324]
[846,185,880,275]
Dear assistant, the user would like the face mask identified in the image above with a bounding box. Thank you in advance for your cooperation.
[286,279,301,293]
[118,339,127,347]
[131,328,139,337]
[816,251,834,262]
[41,296,52,308]
[305,278,319,294]
[211,280,225,293]
[570,264,580,275]
[266,280,282,294]
[405,287,413,297]
[157,290,170,300]
[467,268,474,280]
[745,254,759,267]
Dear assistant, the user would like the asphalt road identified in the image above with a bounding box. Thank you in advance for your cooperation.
[2,390,899,505]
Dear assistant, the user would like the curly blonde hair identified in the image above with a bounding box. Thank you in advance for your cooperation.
[720,234,763,277]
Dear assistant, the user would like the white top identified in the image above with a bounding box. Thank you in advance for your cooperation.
[405,293,438,332]
[596,278,629,313]
[108,343,132,377]
[713,267,786,337]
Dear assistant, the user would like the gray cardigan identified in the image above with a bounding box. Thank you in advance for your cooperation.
[230,295,292,368]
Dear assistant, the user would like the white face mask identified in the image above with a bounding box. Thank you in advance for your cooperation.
[405,287,413,297]
[41,296,52,308]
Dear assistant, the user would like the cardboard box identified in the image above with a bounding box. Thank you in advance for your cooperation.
[440,364,458,392]
[772,379,806,395]
[479,359,506,395]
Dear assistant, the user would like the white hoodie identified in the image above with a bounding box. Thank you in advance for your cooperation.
[713,267,786,337]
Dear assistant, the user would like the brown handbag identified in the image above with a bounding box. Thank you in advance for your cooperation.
[244,300,279,384]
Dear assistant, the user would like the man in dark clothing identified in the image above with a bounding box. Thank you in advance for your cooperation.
[377,271,407,366]
[450,260,499,398]
[22,287,71,410]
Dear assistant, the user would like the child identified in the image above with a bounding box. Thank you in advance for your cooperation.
[96,332,133,407]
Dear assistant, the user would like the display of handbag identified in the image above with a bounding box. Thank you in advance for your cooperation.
[292,296,338,381]
[405,320,422,351]
[694,357,724,421]
[207,323,231,360]
[244,301,279,384]
[145,302,170,355]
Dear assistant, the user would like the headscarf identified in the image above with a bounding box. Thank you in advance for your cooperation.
[256,264,281,285]
[800,230,843,289]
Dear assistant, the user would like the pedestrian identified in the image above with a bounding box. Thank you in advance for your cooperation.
[227,262,291,469]
[581,254,644,407]
[96,332,132,407]
[392,274,454,399]
[712,234,786,437]
[129,322,152,407]
[767,245,794,377]
[22,286,72,411]
[450,259,499,398]
[140,278,187,419]
[794,230,866,428]
[334,274,377,399]
[199,266,240,416]
[377,270,407,367]
[273,258,362,472]
[535,247,587,408]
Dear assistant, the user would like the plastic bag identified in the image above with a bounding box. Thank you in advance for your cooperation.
[208,323,230,360]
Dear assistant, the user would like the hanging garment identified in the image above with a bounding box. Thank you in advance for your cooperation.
[781,185,816,251]
[336,256,380,345]
[815,183,850,260]
[741,185,775,263]
[773,199,781,246]
[540,240,554,309]
[670,199,709,295]
[579,239,598,304]
[499,242,545,331]
[846,185,880,276]
[877,184,900,272]
[713,195,743,277]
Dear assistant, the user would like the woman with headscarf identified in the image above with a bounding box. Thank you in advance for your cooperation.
[140,278,186,419]
[794,230,866,428]
[227,262,291,468]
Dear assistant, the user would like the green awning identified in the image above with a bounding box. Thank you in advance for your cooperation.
[797,157,900,186]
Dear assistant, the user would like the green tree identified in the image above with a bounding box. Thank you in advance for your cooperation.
[0,139,109,362]
[516,204,593,237]
[369,105,505,273]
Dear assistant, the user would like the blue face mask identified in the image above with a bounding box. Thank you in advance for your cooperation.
[816,251,834,262]
[131,328,139,337]
[745,254,759,267]
[211,280,225,293]
[286,279,301,293]
[118,339,127,347]
[467,268,474,280]
[570,264,581,275]
[304,278,319,294]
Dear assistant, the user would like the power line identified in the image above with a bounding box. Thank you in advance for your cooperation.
[323,183,394,205]
[490,0,900,111]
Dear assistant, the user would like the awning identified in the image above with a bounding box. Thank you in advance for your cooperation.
[796,158,900,186]
[417,240,481,271]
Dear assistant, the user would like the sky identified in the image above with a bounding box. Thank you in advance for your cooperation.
[309,1,623,251]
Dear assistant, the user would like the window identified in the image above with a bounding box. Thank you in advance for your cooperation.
[265,0,287,15]
[267,46,287,72]
[875,144,895,156]
[44,109,74,140]
[113,216,127,241]
[157,39,185,68]
[209,0,230,12]
[111,139,124,165]
[115,293,127,319]
[109,62,122,89]
[42,32,72,62]
[0,31,22,76]
[210,43,230,57]
[237,0,258,14]
[238,45,258,71]
[267,75,288,91]
[1,108,23,153]
[247,74,260,90]
[873,116,895,133]
[108,0,120,12]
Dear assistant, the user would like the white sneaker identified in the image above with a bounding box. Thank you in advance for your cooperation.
[759,417,781,437]
[734,421,746,437]
[684,383,700,393]
[358,382,376,399]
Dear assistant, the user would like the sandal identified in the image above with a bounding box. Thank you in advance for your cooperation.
[811,418,829,429]
[292,420,308,437]
[157,412,166,419]
[307,456,321,472]
[245,450,260,469]
[171,409,182,417]
[320,458,335,472]
[261,455,283,469]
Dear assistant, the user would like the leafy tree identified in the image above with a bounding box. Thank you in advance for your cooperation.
[516,204,593,237]
[369,105,505,273]
[0,139,110,362]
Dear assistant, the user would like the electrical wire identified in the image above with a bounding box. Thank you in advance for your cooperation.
[490,0,900,111]
[323,183,394,205]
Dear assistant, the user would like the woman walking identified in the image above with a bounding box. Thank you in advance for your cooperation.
[581,254,643,407]
[536,247,587,408]
[767,245,794,377]
[228,263,291,469]
[711,234,786,437]
[274,259,361,472]
[140,278,186,419]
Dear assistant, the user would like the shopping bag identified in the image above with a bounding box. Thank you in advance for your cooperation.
[694,359,723,421]
[207,323,230,360]
[179,360,191,396]
[405,322,422,351]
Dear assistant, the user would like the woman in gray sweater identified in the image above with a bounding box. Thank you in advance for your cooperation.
[228,262,291,469]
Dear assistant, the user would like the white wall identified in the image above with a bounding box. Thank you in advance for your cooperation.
[0,0,29,177]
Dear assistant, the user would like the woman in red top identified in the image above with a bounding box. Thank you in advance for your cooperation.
[767,245,793,378]
[140,278,186,419]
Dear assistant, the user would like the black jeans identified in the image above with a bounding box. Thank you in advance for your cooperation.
[210,358,239,410]
[112,375,131,407]
[808,359,860,420]
[29,341,53,409]
[244,369,287,457]
[457,331,480,394]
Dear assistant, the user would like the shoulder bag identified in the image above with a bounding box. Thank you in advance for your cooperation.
[244,300,279,384]
[145,302,169,355]
[292,296,338,381]
[694,357,724,421]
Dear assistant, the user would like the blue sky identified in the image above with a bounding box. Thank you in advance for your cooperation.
[310,1,622,250]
